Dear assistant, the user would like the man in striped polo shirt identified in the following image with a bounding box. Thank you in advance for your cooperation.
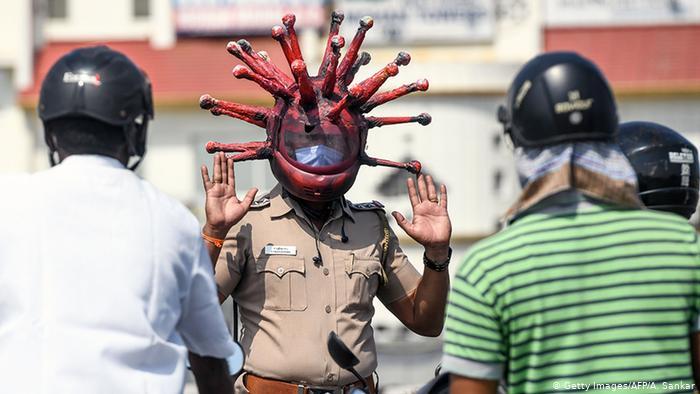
[442,52,700,394]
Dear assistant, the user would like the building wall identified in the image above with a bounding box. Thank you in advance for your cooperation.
[0,0,33,89]
[0,70,35,173]
[0,0,34,173]
[618,97,700,134]
[40,0,174,47]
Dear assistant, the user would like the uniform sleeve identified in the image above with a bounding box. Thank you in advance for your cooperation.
[178,239,237,358]
[214,222,251,298]
[441,271,506,380]
[377,224,421,305]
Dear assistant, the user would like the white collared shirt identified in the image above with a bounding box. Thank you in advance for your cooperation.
[0,155,236,393]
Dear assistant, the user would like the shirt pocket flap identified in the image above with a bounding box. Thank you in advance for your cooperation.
[256,256,306,278]
[345,254,383,279]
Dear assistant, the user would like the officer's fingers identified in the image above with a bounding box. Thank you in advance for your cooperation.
[200,165,212,190]
[426,174,438,202]
[220,153,229,186]
[417,174,429,201]
[227,156,235,190]
[392,211,413,233]
[213,152,223,184]
[407,178,420,207]
[241,188,259,210]
[439,184,448,209]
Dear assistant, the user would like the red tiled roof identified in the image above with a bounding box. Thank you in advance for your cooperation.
[545,24,700,94]
[20,38,291,107]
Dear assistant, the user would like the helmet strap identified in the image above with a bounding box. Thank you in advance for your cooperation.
[502,132,515,152]
[123,117,148,171]
[48,151,58,167]
[497,104,515,151]
[127,156,143,171]
[44,129,60,167]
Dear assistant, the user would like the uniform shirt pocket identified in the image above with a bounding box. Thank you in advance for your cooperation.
[255,256,307,311]
[344,254,383,309]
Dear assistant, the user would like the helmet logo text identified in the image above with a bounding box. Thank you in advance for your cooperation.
[63,72,102,87]
[554,90,593,114]
[669,148,694,164]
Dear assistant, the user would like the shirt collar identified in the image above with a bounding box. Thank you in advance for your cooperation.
[503,163,642,225]
[268,184,355,222]
[339,197,356,222]
[59,154,126,170]
[268,184,295,219]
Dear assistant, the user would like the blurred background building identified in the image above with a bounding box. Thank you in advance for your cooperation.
[1,0,699,392]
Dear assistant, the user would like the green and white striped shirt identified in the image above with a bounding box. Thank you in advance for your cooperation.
[443,192,700,394]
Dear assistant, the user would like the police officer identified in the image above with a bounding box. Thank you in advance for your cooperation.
[615,121,700,219]
[199,158,452,393]
[0,46,240,394]
[195,11,453,393]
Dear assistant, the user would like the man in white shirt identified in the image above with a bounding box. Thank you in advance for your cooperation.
[0,46,238,393]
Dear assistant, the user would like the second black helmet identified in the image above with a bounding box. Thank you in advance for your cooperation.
[616,121,699,219]
[498,51,618,148]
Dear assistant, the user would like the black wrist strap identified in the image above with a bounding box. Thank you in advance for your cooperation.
[423,247,452,272]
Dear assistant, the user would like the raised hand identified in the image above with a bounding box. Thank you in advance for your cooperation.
[201,152,258,238]
[392,174,451,260]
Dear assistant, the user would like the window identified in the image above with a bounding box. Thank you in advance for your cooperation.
[47,0,67,19]
[133,0,150,18]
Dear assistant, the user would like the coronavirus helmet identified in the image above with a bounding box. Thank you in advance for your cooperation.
[497,51,617,148]
[616,121,699,219]
[200,11,430,201]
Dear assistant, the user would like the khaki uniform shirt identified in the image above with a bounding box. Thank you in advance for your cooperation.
[215,184,422,387]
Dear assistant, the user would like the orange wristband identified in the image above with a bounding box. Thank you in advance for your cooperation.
[202,232,224,248]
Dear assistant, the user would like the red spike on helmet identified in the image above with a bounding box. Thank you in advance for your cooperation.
[201,11,431,202]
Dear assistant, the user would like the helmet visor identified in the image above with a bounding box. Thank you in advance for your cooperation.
[280,115,360,174]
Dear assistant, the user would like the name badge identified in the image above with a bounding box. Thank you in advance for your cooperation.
[265,245,297,256]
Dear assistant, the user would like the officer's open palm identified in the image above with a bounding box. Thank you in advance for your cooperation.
[392,174,451,252]
[201,152,258,238]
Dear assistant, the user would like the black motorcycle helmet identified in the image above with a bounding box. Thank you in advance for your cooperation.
[497,51,618,148]
[616,121,699,219]
[39,45,154,169]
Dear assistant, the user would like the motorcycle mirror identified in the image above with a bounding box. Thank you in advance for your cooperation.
[327,331,359,369]
[226,341,246,376]
[327,331,368,389]
[434,362,442,377]
[416,373,449,394]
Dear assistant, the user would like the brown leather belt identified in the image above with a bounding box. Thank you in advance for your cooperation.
[244,373,376,394]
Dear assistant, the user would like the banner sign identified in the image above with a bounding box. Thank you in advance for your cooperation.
[174,0,326,35]
[337,0,495,44]
[545,0,700,27]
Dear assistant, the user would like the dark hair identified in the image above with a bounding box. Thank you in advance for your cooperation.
[44,116,127,157]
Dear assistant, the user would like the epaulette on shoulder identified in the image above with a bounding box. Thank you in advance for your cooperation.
[349,200,385,211]
[250,195,271,209]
